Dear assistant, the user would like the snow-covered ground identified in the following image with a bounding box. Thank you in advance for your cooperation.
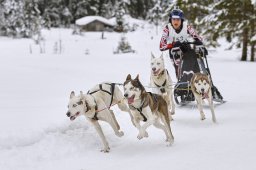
[0,23,255,170]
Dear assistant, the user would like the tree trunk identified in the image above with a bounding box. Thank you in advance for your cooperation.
[251,43,255,62]
[241,27,248,61]
[250,14,255,62]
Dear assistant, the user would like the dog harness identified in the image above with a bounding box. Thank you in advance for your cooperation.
[153,69,169,93]
[82,100,90,113]
[129,99,147,122]
[129,92,159,122]
[91,97,99,121]
[87,83,115,107]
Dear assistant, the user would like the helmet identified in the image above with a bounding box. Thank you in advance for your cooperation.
[169,9,184,20]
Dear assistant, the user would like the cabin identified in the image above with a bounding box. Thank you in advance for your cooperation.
[75,16,114,32]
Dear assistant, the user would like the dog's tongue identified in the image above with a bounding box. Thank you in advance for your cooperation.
[128,97,134,104]
[70,116,76,121]
[153,69,160,75]
[202,93,209,99]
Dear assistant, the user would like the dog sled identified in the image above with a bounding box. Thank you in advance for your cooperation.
[170,42,225,105]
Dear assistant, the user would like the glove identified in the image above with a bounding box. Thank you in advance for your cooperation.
[173,41,182,48]
[173,41,190,53]
[194,40,203,45]
[180,42,190,53]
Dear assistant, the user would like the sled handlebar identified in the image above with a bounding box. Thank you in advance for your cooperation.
[170,42,205,55]
[170,47,182,55]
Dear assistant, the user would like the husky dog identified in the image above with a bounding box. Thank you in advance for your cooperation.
[66,82,133,152]
[191,73,217,123]
[150,53,175,118]
[123,74,174,145]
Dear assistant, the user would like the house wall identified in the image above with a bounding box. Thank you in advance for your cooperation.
[80,20,113,32]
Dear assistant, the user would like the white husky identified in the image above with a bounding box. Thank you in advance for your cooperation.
[150,53,175,118]
[66,82,133,152]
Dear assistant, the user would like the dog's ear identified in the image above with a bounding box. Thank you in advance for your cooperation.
[135,74,140,80]
[80,91,84,100]
[206,75,211,85]
[151,52,155,59]
[160,53,164,60]
[126,74,131,81]
[70,91,75,99]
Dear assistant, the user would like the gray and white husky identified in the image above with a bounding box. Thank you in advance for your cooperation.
[123,74,174,146]
[150,53,175,118]
[191,73,217,123]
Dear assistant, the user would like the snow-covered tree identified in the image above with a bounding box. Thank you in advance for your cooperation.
[60,7,73,27]
[114,2,126,32]
[0,1,5,35]
[24,0,42,38]
[114,34,135,54]
[148,1,162,34]
[101,0,116,18]
[163,0,214,32]
[1,0,25,37]
[128,0,154,19]
[201,0,255,61]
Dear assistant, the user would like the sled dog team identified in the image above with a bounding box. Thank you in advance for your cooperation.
[66,53,216,152]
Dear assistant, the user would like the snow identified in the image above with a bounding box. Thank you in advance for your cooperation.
[75,16,114,27]
[0,22,256,170]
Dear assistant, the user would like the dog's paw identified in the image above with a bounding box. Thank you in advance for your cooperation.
[137,134,143,140]
[166,138,174,146]
[116,131,124,137]
[201,117,206,121]
[137,131,144,140]
[101,147,110,153]
[200,114,206,121]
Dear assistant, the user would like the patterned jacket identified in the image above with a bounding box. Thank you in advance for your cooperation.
[160,22,202,51]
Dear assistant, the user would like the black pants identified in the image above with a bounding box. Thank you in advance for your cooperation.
[169,49,200,82]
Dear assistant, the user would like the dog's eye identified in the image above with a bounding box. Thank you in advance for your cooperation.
[130,87,134,90]
[151,63,153,65]
[198,83,201,85]
[157,62,160,65]
[77,101,83,105]
[73,104,77,107]
[204,83,207,85]
[67,105,69,108]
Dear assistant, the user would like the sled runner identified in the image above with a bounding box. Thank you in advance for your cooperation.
[170,42,225,105]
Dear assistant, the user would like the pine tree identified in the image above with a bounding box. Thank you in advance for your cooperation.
[24,0,42,38]
[60,7,72,27]
[163,0,213,34]
[0,1,5,36]
[148,1,162,34]
[2,0,25,37]
[249,1,255,61]
[114,1,126,32]
[201,0,254,61]
[41,0,61,27]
